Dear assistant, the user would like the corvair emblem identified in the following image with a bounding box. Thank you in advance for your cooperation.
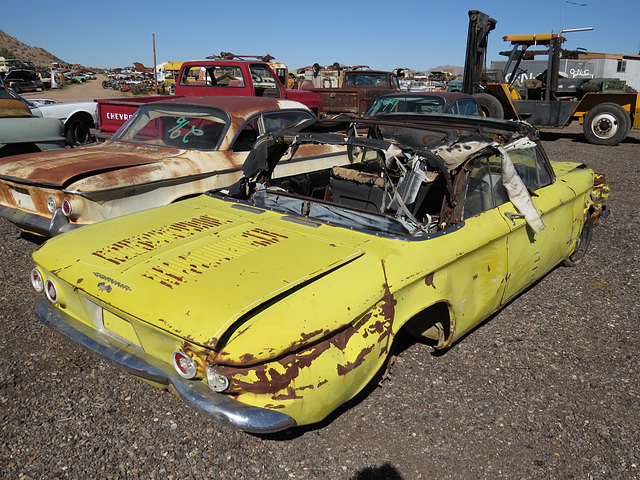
[93,272,132,292]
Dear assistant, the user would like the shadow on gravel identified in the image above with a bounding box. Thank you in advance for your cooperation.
[19,231,46,246]
[350,463,404,479]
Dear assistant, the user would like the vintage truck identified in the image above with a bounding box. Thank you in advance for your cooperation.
[298,65,403,117]
[96,55,323,138]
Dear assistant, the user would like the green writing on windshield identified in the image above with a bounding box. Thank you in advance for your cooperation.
[168,117,204,143]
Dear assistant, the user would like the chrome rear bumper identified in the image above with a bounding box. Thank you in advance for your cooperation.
[0,205,79,236]
[34,298,296,433]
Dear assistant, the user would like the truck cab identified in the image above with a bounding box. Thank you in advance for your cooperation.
[176,58,322,114]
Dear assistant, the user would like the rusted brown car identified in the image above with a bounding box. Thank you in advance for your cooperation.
[0,96,347,236]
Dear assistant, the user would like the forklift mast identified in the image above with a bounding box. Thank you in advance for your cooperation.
[462,10,497,95]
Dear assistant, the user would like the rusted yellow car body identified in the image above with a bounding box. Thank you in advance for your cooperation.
[31,115,608,432]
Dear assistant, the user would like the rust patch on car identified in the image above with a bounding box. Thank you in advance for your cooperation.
[217,259,397,397]
[263,403,287,410]
[141,227,290,288]
[425,273,436,288]
[241,228,288,246]
[92,214,230,265]
[337,346,374,376]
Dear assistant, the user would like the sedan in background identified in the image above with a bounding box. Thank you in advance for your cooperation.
[0,81,66,158]
[24,97,98,145]
[366,92,483,117]
[0,96,347,237]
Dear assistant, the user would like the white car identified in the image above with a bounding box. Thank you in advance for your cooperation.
[21,96,98,145]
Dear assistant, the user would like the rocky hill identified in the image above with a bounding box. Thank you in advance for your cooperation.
[0,30,67,68]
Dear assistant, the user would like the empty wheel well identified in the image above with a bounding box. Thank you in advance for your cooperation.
[401,302,452,349]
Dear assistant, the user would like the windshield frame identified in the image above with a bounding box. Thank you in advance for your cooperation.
[112,103,231,150]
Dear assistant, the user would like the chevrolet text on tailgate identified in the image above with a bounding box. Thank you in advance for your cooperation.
[96,53,323,137]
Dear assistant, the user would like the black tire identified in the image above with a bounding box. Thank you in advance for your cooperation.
[563,214,593,267]
[65,119,91,145]
[582,102,631,146]
[473,93,504,118]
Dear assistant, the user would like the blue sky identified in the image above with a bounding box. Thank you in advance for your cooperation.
[2,0,639,71]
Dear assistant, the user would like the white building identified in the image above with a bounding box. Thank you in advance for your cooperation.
[491,53,640,92]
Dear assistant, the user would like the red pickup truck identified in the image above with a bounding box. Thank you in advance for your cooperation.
[97,57,323,137]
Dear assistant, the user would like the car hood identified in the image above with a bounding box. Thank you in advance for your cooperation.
[34,196,367,351]
[0,143,174,188]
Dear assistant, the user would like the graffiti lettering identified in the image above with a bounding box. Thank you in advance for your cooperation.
[168,117,204,144]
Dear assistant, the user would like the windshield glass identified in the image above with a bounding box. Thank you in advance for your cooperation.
[249,65,280,90]
[343,73,389,87]
[114,104,229,150]
[367,96,447,116]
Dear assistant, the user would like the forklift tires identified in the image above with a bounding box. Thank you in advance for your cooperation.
[473,93,504,118]
[583,103,631,146]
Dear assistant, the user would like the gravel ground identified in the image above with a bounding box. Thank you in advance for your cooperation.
[0,115,638,479]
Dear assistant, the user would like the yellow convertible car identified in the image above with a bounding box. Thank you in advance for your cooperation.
[31,114,609,433]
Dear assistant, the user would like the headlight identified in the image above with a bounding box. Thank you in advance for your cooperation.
[206,365,229,392]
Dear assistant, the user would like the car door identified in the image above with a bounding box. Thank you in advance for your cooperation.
[457,156,513,330]
[496,145,580,301]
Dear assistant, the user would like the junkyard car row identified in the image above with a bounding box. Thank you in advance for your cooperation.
[24,109,608,431]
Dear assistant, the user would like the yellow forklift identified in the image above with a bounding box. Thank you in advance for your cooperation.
[463,10,640,145]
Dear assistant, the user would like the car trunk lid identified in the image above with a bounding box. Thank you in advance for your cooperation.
[0,143,171,188]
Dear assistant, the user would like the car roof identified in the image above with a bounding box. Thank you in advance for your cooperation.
[181,59,267,66]
[377,91,475,101]
[142,96,311,116]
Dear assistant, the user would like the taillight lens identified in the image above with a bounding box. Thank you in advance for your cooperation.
[61,199,73,216]
[206,365,230,392]
[46,197,57,213]
[44,279,58,303]
[172,351,197,379]
[30,268,44,292]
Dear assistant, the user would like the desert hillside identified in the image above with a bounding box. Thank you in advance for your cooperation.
[0,30,67,67]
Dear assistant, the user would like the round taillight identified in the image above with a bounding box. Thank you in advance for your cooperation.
[172,351,197,379]
[61,199,73,217]
[30,268,44,293]
[44,279,58,303]
[46,196,57,213]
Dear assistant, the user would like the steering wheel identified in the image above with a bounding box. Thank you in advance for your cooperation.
[251,73,263,84]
